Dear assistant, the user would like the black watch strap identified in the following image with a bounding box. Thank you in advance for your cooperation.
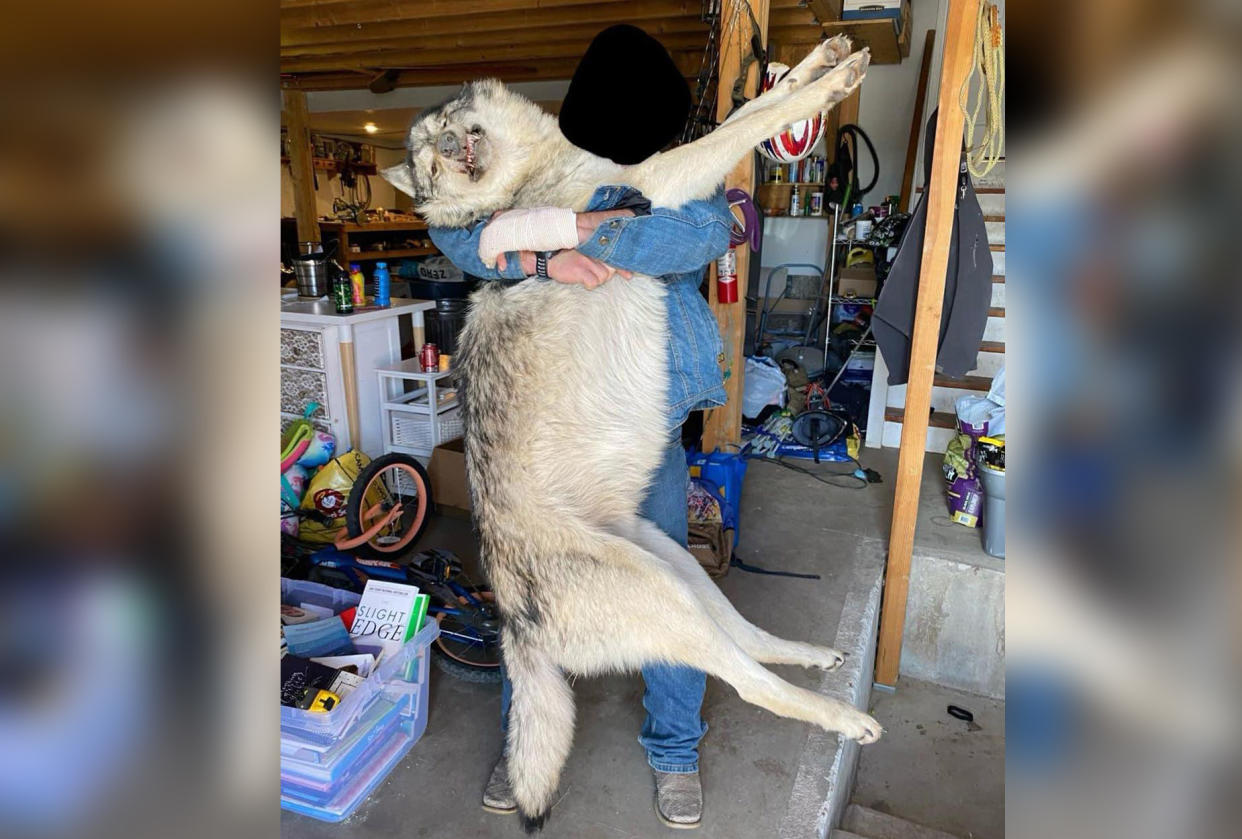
[535,251,554,279]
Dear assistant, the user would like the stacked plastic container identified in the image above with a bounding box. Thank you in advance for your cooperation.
[280,578,439,822]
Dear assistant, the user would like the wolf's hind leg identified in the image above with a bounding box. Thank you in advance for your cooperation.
[559,543,880,743]
[608,517,846,670]
[503,635,575,832]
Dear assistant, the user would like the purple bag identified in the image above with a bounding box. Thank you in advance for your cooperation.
[947,474,983,528]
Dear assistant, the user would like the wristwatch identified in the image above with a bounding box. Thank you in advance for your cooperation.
[535,251,555,279]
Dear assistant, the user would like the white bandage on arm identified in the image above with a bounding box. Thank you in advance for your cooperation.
[477,207,579,267]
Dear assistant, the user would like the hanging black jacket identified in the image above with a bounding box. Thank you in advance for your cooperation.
[873,110,993,384]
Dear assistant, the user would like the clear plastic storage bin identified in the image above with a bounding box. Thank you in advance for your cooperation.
[280,578,438,822]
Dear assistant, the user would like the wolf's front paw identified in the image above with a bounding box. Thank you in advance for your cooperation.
[840,709,883,745]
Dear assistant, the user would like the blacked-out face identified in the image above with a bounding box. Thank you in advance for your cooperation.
[382,82,494,220]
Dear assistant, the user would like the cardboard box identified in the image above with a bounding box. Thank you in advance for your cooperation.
[428,438,472,514]
[837,264,877,299]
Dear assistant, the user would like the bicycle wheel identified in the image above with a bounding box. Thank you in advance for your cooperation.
[344,453,432,560]
[433,591,502,684]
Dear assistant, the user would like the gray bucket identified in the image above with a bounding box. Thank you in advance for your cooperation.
[976,460,1005,558]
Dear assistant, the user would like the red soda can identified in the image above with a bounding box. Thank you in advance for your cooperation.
[419,342,440,372]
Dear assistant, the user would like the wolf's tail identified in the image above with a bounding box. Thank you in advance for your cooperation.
[504,639,576,832]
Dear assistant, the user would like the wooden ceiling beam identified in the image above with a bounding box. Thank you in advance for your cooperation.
[282,0,812,38]
[281,0,702,47]
[282,3,814,49]
[282,17,710,59]
[282,51,704,91]
[281,0,629,30]
[281,31,712,74]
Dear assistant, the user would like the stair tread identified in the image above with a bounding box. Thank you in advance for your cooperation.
[988,243,1004,252]
[842,804,966,839]
[830,831,869,839]
[992,274,1004,283]
[885,407,957,429]
[988,306,1005,318]
[980,340,1004,353]
[933,373,992,391]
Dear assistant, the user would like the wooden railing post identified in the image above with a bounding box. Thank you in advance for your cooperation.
[874,0,980,687]
[701,0,770,452]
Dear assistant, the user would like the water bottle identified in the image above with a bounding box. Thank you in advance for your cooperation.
[374,261,391,307]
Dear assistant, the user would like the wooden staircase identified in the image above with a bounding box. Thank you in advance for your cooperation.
[869,160,1006,451]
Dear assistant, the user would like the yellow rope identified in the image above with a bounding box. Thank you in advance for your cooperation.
[959,1,1005,179]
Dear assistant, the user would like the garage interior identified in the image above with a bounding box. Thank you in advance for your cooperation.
[279,2,1006,838]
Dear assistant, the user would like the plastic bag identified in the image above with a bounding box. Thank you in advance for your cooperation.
[297,450,375,543]
[743,356,787,418]
[955,393,1004,438]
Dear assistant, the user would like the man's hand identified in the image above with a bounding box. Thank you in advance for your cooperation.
[575,209,635,246]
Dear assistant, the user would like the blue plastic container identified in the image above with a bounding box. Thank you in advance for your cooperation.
[686,449,748,547]
[373,261,391,307]
[280,578,437,821]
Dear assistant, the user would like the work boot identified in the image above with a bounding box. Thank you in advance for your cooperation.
[653,769,703,829]
[481,755,516,814]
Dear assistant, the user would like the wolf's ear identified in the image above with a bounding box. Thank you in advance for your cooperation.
[382,163,418,199]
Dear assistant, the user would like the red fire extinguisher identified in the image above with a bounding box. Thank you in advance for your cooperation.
[717,245,738,304]
[717,188,759,304]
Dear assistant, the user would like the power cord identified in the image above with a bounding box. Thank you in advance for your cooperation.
[770,454,880,490]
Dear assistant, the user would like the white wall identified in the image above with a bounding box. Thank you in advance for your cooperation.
[854,0,947,205]
[279,146,406,219]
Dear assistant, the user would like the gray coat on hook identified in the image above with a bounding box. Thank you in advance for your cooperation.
[873,109,993,384]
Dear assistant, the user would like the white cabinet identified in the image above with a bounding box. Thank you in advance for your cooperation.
[280,296,436,457]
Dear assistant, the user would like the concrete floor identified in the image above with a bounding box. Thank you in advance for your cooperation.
[281,448,995,839]
[853,678,1005,839]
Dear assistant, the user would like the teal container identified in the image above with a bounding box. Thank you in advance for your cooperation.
[373,262,391,307]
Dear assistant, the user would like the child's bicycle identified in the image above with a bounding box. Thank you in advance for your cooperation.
[283,451,434,560]
[284,540,502,684]
[311,547,502,684]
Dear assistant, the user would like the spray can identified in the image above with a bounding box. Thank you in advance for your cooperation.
[789,187,801,217]
[373,261,391,307]
[348,263,365,305]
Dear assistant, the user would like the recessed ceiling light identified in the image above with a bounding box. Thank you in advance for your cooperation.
[364,122,378,134]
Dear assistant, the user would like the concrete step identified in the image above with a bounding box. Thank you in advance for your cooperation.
[831,831,870,839]
[842,804,965,839]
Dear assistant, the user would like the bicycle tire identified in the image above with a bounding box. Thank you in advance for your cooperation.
[344,453,433,560]
[431,591,502,683]
[431,648,503,684]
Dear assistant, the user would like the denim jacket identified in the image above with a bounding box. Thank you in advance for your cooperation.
[428,185,731,430]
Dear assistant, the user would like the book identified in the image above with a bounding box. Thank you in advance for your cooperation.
[281,605,319,626]
[348,580,421,657]
[281,655,362,707]
[312,653,377,679]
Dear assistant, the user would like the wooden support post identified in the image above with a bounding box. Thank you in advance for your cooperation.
[284,89,320,246]
[899,29,937,211]
[874,0,979,687]
[702,0,769,453]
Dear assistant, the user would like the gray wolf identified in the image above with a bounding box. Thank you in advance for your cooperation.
[383,37,879,830]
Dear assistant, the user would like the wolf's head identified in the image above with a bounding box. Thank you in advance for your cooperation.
[383,79,556,228]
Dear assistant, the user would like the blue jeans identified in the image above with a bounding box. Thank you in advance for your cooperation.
[500,436,708,773]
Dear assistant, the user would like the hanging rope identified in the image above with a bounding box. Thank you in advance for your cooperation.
[959,1,1005,178]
